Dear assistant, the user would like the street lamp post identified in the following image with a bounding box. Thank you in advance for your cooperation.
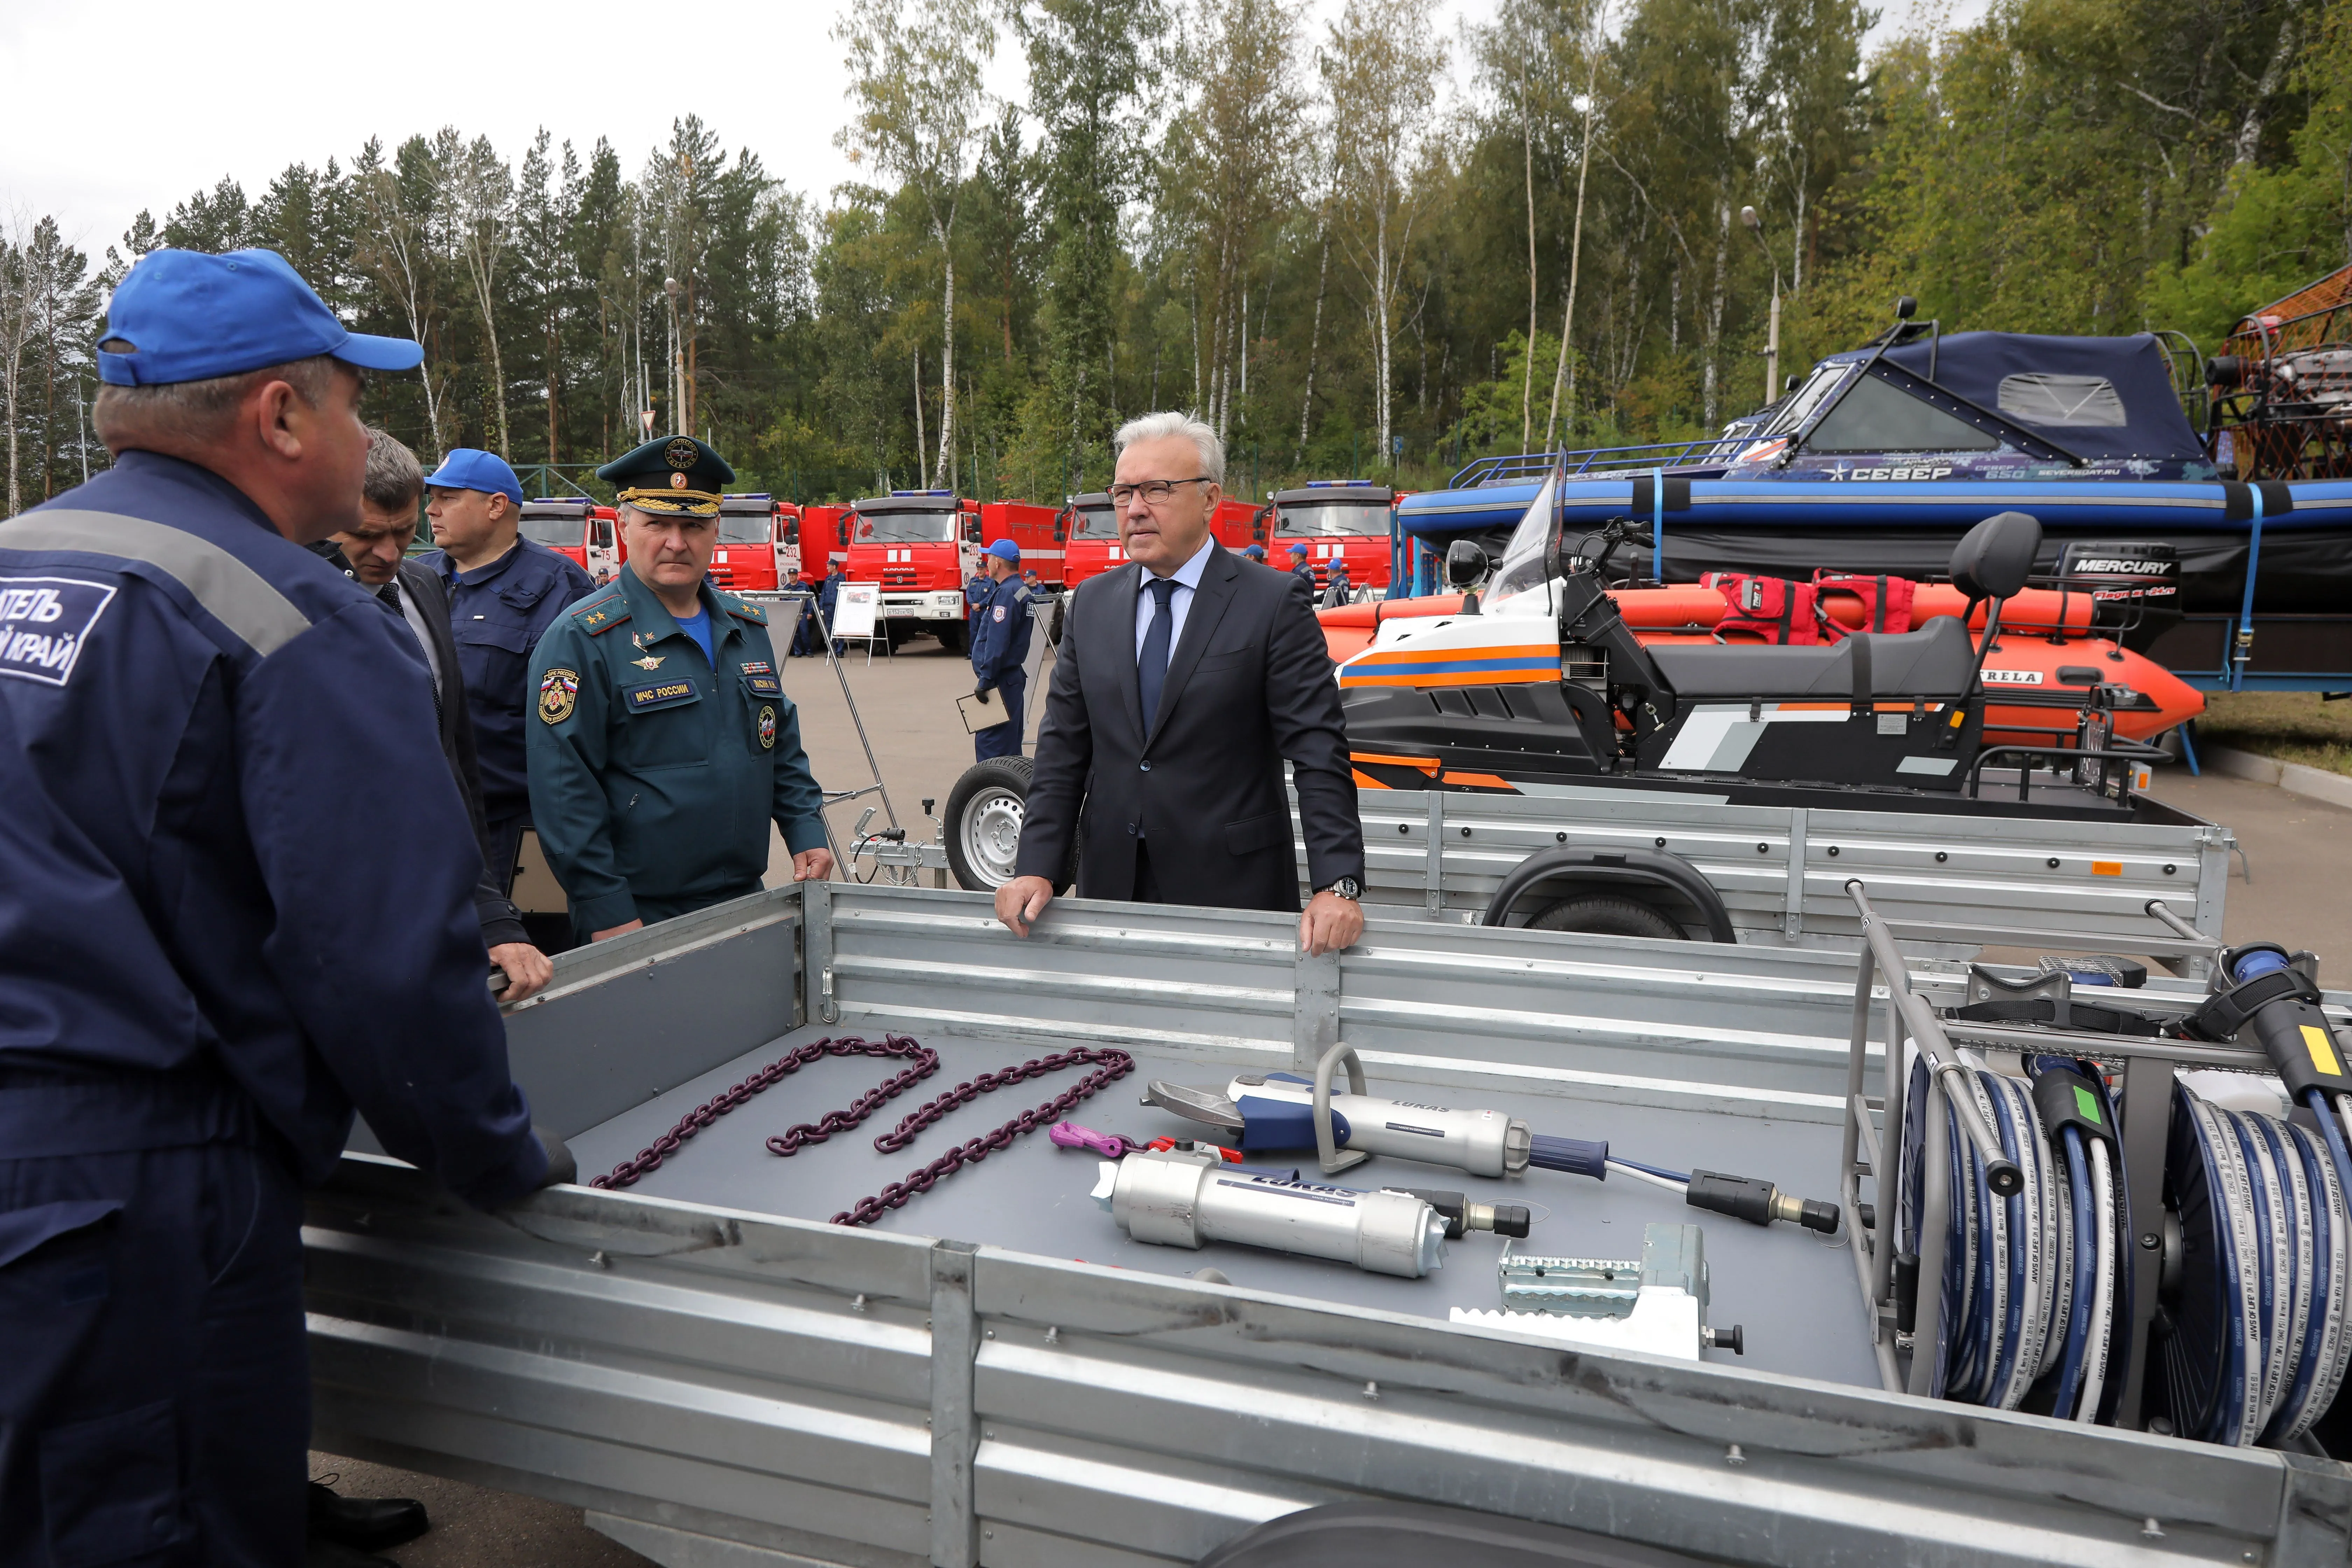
[1738,206,1784,406]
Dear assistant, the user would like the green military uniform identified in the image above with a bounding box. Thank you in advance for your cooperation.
[526,437,827,937]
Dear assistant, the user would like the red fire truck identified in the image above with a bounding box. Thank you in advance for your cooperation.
[799,504,852,585]
[518,498,622,584]
[847,491,1074,651]
[1268,481,1396,595]
[708,493,802,594]
[1060,493,1268,587]
[848,491,985,651]
[977,500,1067,587]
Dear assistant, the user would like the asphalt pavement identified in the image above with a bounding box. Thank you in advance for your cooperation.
[325,651,2352,1564]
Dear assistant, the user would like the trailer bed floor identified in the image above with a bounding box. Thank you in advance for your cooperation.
[567,1016,1881,1390]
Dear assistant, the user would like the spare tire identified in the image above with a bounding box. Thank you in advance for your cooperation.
[1526,894,1683,941]
[943,757,1077,895]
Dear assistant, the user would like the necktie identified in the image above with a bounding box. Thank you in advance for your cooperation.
[1138,576,1178,738]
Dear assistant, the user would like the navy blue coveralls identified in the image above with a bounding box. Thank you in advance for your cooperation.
[0,454,548,1568]
[967,573,1034,762]
[418,538,593,894]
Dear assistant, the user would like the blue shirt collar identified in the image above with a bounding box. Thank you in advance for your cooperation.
[1141,534,1216,595]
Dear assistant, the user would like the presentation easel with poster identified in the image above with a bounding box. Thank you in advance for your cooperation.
[832,583,886,663]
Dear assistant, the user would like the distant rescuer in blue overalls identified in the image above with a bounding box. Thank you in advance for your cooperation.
[967,536,1035,761]
[0,248,568,1563]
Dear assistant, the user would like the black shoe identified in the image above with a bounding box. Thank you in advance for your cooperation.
[306,1538,399,1568]
[308,1481,429,1553]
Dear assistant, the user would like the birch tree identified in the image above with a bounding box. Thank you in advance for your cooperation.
[837,0,993,490]
[352,138,449,457]
[450,133,517,456]
[1322,0,1443,469]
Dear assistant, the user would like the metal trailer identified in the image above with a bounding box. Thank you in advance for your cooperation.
[310,881,2352,1567]
[1353,782,2234,968]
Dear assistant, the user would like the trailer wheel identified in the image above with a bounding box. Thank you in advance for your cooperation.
[944,758,1076,895]
[1526,894,1684,941]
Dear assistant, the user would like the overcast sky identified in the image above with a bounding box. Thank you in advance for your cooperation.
[2,0,1979,267]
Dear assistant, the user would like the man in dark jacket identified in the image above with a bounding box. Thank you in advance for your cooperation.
[996,412,1364,954]
[0,246,565,1568]
[328,429,553,1000]
[417,450,594,897]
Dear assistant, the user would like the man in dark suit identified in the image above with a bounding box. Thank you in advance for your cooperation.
[995,412,1365,955]
[330,429,554,1002]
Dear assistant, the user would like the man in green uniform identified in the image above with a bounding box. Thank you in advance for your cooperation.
[528,436,833,941]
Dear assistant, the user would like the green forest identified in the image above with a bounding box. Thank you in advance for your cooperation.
[1,0,2345,517]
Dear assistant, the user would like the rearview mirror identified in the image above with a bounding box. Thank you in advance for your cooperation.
[1444,540,1488,590]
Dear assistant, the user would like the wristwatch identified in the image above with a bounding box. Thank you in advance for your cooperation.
[1319,876,1363,902]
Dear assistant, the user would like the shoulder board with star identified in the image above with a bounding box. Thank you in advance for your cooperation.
[570,590,632,635]
[724,595,767,625]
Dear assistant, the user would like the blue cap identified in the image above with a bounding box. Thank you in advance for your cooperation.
[1243,544,1266,559]
[424,449,524,507]
[98,248,423,387]
[1289,542,1308,558]
[985,538,1020,563]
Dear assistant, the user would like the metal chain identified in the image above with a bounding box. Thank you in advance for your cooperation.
[797,1047,1137,1227]
[589,1034,936,1190]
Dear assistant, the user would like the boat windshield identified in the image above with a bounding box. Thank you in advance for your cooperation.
[1069,504,1120,540]
[858,508,959,543]
[1279,501,1390,537]
[1485,471,1560,610]
[718,512,771,544]
[1763,363,1852,438]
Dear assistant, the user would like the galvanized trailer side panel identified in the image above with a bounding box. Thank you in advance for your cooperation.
[307,884,2348,1567]
[304,1159,2341,1568]
[1332,786,2229,956]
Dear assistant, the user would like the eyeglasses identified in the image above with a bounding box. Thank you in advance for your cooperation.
[1107,477,1214,506]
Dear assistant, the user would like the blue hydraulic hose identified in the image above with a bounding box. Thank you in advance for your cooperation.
[2050,1124,2096,1420]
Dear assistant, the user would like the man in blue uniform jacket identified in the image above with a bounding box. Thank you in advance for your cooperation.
[0,249,565,1566]
[967,537,1034,761]
[528,436,834,942]
[416,448,595,896]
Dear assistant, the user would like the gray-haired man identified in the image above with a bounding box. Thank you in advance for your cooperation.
[325,430,554,1001]
[995,411,1365,953]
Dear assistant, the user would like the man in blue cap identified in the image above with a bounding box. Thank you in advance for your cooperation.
[528,436,832,942]
[417,448,594,897]
[0,249,564,1564]
[1288,539,1318,591]
[966,537,1035,761]
[1242,542,1267,564]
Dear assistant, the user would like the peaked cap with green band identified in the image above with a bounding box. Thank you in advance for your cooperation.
[598,435,737,518]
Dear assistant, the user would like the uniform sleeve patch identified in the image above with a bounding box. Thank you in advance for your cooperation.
[538,667,580,723]
[993,604,1007,622]
[624,678,701,712]
[0,576,117,687]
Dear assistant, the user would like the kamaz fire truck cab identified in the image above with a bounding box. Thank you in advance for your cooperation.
[710,493,800,595]
[849,490,983,652]
[1269,481,1396,595]
[518,497,621,584]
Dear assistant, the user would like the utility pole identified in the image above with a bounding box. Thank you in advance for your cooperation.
[1740,206,1784,405]
[663,278,684,437]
